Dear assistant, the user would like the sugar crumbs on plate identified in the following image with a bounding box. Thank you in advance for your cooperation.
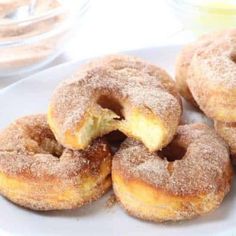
[105,193,117,209]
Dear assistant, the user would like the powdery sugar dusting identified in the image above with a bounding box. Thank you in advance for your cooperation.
[49,55,181,135]
[187,30,236,112]
[215,121,236,156]
[0,114,111,180]
[175,30,228,105]
[113,123,232,195]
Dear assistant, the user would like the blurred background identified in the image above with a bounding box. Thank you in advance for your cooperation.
[0,0,235,87]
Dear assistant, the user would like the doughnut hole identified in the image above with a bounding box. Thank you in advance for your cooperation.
[24,124,64,157]
[158,141,186,162]
[104,130,127,154]
[97,95,124,120]
[40,138,64,157]
[158,141,186,174]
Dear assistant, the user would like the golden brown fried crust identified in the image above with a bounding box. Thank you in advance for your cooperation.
[187,29,236,121]
[113,172,232,222]
[0,114,112,210]
[175,30,228,107]
[176,43,199,106]
[48,54,182,150]
[112,123,233,221]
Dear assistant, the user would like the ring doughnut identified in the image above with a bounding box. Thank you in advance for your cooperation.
[0,114,112,210]
[112,123,233,222]
[215,121,236,164]
[175,30,225,106]
[188,29,236,121]
[48,55,182,152]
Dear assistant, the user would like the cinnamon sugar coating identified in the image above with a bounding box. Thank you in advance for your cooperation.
[48,55,182,151]
[188,29,236,121]
[112,123,233,221]
[215,121,236,164]
[175,30,227,106]
[84,55,181,102]
[0,114,112,210]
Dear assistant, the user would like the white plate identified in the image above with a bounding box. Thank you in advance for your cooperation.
[0,45,235,236]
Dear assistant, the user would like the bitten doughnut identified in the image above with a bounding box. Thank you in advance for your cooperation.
[175,30,225,106]
[188,29,236,122]
[112,123,233,222]
[48,55,182,152]
[215,121,236,164]
[0,114,112,211]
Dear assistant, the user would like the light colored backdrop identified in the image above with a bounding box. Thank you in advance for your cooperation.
[0,0,194,89]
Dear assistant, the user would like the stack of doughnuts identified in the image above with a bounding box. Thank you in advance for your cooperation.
[0,54,233,222]
[176,29,236,164]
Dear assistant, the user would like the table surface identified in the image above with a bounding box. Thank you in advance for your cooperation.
[0,0,195,89]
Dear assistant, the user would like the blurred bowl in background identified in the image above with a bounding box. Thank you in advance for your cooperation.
[168,0,236,35]
[0,0,89,77]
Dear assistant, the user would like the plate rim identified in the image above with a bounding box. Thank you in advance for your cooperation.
[1,43,234,236]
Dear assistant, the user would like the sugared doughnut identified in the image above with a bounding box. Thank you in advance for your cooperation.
[175,30,225,106]
[48,55,182,152]
[188,29,236,122]
[215,121,236,164]
[112,123,233,222]
[0,114,112,210]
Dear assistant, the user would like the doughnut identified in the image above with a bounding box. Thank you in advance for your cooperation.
[112,123,233,222]
[188,29,236,121]
[48,55,182,152]
[175,30,225,106]
[0,114,112,211]
[215,121,236,164]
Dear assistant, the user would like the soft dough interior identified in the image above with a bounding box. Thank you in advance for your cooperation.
[75,108,119,149]
[75,107,165,152]
[119,109,165,152]
[52,94,166,151]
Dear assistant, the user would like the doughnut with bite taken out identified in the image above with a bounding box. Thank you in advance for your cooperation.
[48,55,182,152]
